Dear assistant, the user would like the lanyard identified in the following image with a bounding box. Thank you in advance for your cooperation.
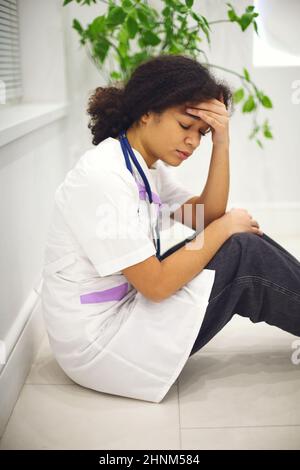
[118,130,161,259]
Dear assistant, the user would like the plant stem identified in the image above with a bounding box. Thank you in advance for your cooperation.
[205,63,253,93]
[195,47,209,63]
[205,63,243,79]
[208,19,231,25]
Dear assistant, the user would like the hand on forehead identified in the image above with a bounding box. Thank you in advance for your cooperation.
[175,104,211,132]
[186,97,224,109]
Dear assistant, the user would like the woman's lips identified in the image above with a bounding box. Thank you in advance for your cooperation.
[176,150,190,160]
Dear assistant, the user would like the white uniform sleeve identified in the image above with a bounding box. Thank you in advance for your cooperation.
[157,162,195,210]
[56,170,156,277]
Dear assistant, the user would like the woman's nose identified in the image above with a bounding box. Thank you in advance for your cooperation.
[186,135,200,150]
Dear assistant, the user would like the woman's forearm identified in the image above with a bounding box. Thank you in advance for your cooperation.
[159,217,229,301]
[198,142,230,227]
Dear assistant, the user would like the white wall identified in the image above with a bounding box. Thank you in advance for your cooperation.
[0,0,70,346]
[61,0,111,164]
[0,0,69,377]
[0,0,71,435]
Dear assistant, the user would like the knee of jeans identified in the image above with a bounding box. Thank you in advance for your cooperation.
[229,232,261,247]
[230,232,258,241]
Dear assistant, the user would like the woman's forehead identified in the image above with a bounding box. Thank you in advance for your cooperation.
[170,104,210,131]
[171,104,199,119]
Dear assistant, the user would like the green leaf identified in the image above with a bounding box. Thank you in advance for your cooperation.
[129,51,149,69]
[63,0,74,6]
[256,90,273,109]
[242,95,256,112]
[226,3,238,21]
[191,11,201,22]
[136,8,150,26]
[106,6,127,27]
[185,0,194,8]
[201,15,211,31]
[226,3,259,32]
[240,13,253,31]
[162,6,171,17]
[177,5,188,14]
[126,15,139,39]
[243,67,250,82]
[110,70,122,81]
[256,139,263,148]
[138,1,158,24]
[122,0,134,10]
[262,120,273,138]
[190,13,211,43]
[93,37,110,62]
[87,16,106,40]
[118,26,130,57]
[255,89,264,102]
[249,124,260,139]
[142,30,161,46]
[263,129,273,139]
[72,19,84,35]
[233,88,244,103]
[227,10,237,21]
[162,7,171,16]
[253,20,258,35]
[261,95,273,108]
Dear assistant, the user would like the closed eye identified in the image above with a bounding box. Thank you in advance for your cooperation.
[179,123,210,137]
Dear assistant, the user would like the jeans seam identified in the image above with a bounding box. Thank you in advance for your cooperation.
[209,274,300,305]
[235,275,300,301]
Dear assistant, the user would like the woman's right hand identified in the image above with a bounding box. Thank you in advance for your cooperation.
[219,208,264,237]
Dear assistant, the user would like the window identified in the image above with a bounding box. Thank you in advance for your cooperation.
[0,0,22,104]
[253,0,300,67]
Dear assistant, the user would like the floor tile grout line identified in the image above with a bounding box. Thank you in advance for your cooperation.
[176,381,183,450]
[191,350,295,355]
[187,350,297,363]
[24,383,76,386]
[180,424,300,430]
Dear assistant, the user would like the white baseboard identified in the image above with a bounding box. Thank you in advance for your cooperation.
[0,292,46,438]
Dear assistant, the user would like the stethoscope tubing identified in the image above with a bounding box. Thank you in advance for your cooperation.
[118,131,161,258]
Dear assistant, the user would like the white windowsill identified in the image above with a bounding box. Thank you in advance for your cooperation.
[0,101,70,148]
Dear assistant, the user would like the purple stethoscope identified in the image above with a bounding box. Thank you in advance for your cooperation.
[118,130,161,259]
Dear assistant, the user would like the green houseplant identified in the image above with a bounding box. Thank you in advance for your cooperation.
[63,0,273,147]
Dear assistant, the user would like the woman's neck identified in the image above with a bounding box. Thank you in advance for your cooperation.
[124,128,158,169]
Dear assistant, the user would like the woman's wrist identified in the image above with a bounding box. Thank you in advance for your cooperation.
[209,215,232,240]
[212,137,230,149]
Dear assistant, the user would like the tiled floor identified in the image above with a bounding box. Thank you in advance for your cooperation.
[1,235,300,450]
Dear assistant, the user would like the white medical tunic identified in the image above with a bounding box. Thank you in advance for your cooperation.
[41,137,216,403]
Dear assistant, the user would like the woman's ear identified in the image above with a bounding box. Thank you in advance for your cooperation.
[140,112,151,125]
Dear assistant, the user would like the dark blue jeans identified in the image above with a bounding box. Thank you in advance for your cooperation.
[158,232,300,356]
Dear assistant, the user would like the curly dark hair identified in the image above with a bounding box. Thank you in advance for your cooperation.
[87,54,233,145]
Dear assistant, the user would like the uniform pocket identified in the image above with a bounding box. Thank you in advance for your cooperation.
[78,279,130,304]
[43,252,77,278]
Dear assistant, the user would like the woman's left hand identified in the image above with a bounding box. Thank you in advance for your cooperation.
[185,97,229,147]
